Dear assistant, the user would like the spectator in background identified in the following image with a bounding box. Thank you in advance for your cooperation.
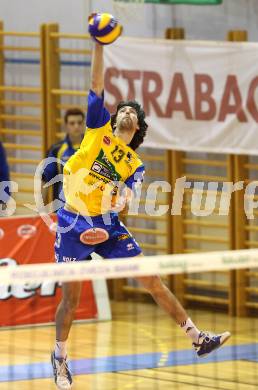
[0,140,10,211]
[41,108,85,209]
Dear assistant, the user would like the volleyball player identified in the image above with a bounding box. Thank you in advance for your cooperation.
[42,108,85,205]
[51,41,231,390]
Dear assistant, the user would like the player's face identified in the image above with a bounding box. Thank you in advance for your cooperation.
[116,106,139,133]
[66,115,84,138]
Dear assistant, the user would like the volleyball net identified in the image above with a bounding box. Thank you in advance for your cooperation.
[1,248,258,285]
[1,249,258,389]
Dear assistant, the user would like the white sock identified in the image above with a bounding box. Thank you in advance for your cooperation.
[54,340,67,359]
[180,318,200,343]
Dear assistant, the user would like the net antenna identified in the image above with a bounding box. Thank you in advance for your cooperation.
[112,0,146,23]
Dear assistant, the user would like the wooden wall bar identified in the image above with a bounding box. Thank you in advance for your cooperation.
[0,21,46,214]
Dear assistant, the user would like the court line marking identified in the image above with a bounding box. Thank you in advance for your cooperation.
[120,362,258,389]
[119,371,230,390]
[1,342,258,383]
[118,324,170,389]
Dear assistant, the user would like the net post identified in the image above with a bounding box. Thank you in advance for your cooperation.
[0,21,5,140]
[165,26,186,304]
[228,30,249,317]
[45,23,61,148]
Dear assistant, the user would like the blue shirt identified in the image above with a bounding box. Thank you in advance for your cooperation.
[0,141,10,201]
[42,136,81,203]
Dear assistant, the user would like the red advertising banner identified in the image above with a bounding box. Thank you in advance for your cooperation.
[0,215,97,326]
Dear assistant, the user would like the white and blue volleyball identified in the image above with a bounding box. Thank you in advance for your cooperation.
[88,13,123,45]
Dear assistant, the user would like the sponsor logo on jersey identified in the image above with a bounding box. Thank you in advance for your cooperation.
[126,243,134,251]
[17,224,37,239]
[62,256,77,262]
[103,136,111,146]
[118,233,130,241]
[126,152,132,163]
[93,149,121,181]
[91,161,114,180]
[80,228,109,245]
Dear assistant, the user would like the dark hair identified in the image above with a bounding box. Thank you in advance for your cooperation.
[111,101,148,150]
[64,108,85,124]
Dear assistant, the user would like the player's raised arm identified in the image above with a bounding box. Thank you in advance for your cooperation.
[90,43,104,97]
[88,13,122,97]
[84,13,123,131]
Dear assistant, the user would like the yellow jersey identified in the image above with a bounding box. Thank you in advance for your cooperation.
[63,90,144,216]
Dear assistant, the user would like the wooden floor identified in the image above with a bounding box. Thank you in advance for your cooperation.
[1,301,258,389]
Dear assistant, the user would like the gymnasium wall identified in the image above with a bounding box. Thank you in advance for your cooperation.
[89,0,258,40]
[0,0,90,33]
[1,0,258,40]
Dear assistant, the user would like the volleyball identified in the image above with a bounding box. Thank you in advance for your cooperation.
[88,13,123,45]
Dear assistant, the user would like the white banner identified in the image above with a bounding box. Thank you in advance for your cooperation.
[1,249,258,285]
[104,38,258,155]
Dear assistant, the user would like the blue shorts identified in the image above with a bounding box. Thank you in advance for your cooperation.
[54,208,142,263]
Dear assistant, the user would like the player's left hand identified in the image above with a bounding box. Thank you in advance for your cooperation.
[88,12,97,22]
[111,188,133,213]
